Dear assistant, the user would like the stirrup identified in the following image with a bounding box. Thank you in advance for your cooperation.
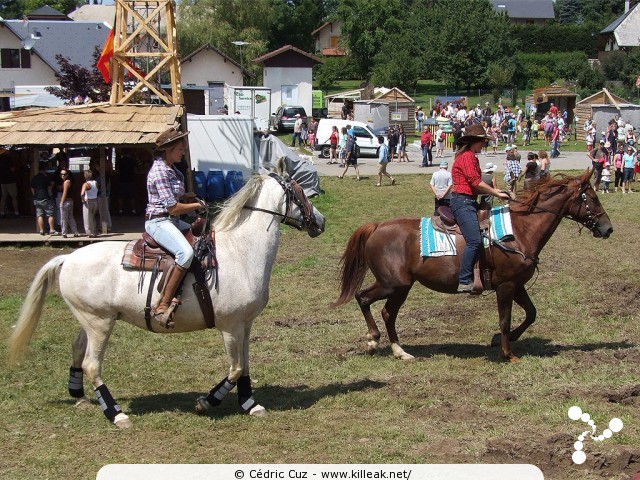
[153,300,179,329]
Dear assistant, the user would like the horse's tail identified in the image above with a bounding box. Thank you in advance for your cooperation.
[330,222,379,308]
[8,255,67,365]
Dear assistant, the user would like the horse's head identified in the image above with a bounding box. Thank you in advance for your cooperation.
[268,173,325,237]
[566,169,613,238]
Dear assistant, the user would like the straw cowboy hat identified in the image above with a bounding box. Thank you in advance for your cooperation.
[154,128,189,152]
[457,123,490,144]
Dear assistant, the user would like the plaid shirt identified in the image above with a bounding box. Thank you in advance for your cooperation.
[451,150,482,196]
[145,158,185,216]
[505,158,522,181]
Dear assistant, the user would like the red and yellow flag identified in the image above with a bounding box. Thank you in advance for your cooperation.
[97,29,114,84]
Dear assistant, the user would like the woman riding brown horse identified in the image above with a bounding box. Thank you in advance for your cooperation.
[331,170,613,362]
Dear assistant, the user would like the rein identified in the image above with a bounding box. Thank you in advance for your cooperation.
[507,184,604,234]
[242,174,314,230]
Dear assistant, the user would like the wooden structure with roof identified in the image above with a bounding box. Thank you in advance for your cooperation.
[526,85,578,124]
[0,103,183,147]
[574,88,640,142]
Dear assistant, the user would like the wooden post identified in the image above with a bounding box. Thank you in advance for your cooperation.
[99,148,108,235]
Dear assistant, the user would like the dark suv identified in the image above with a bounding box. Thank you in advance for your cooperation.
[271,106,307,132]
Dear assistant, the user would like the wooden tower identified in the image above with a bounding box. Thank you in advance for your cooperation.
[110,0,183,105]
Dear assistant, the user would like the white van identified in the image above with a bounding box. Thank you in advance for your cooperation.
[315,119,384,158]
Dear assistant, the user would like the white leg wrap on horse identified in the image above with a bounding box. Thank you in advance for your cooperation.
[205,377,236,406]
[68,366,84,398]
[94,384,122,422]
[237,375,257,413]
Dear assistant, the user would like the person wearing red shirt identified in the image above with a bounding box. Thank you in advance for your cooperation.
[420,126,433,167]
[451,124,510,293]
[548,103,559,117]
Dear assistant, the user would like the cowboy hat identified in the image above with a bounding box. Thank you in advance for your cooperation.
[483,162,497,173]
[457,123,489,144]
[155,128,189,151]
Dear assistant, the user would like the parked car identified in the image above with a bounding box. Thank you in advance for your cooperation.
[315,119,386,158]
[270,106,307,132]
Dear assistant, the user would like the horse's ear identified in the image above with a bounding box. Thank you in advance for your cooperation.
[276,156,290,179]
[584,168,596,184]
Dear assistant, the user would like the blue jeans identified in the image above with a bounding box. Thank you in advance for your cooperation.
[145,217,194,267]
[451,194,481,285]
[291,132,301,147]
[421,144,432,166]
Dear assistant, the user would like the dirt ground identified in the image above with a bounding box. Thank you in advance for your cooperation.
[0,247,74,296]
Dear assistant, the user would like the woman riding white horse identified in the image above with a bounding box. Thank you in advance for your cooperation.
[144,128,205,328]
[9,161,325,429]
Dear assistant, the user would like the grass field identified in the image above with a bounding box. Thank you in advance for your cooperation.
[1,170,639,479]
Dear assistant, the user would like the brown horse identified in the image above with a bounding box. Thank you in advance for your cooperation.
[332,170,613,362]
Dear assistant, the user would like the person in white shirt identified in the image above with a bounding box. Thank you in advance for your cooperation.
[435,127,445,158]
[429,161,453,214]
[291,114,303,147]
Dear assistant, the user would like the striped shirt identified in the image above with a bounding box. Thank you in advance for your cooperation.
[451,150,482,196]
[145,158,185,216]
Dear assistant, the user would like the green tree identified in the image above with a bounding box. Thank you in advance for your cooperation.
[602,50,627,81]
[267,0,325,52]
[577,63,605,94]
[22,0,82,15]
[557,0,584,24]
[371,20,423,91]
[177,0,271,82]
[0,0,25,19]
[338,0,404,80]
[418,0,516,89]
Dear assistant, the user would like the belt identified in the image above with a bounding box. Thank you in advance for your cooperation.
[451,192,476,198]
[147,213,171,220]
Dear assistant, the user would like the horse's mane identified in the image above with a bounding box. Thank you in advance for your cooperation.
[514,169,592,208]
[213,175,265,232]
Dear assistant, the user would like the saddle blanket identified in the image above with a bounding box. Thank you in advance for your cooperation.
[420,206,514,257]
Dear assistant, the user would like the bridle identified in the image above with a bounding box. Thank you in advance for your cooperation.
[508,182,604,234]
[243,173,315,230]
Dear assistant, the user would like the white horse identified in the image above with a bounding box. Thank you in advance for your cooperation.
[9,167,325,429]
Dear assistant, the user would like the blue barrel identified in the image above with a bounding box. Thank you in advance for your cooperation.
[193,170,207,200]
[206,170,225,201]
[225,170,244,198]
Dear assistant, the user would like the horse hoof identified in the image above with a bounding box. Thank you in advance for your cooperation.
[195,396,211,415]
[113,413,132,429]
[500,354,520,363]
[391,343,415,360]
[490,333,500,347]
[249,404,267,417]
[366,340,379,355]
[74,396,92,409]
[394,352,415,361]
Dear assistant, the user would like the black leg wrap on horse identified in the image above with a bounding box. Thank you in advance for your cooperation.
[206,377,236,406]
[94,384,122,422]
[237,375,257,413]
[68,366,85,398]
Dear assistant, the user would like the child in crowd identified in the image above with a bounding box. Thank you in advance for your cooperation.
[338,126,348,167]
[300,122,308,147]
[490,125,499,154]
[601,163,611,193]
[532,119,540,140]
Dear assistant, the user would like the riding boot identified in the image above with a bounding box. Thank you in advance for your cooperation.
[153,264,188,329]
